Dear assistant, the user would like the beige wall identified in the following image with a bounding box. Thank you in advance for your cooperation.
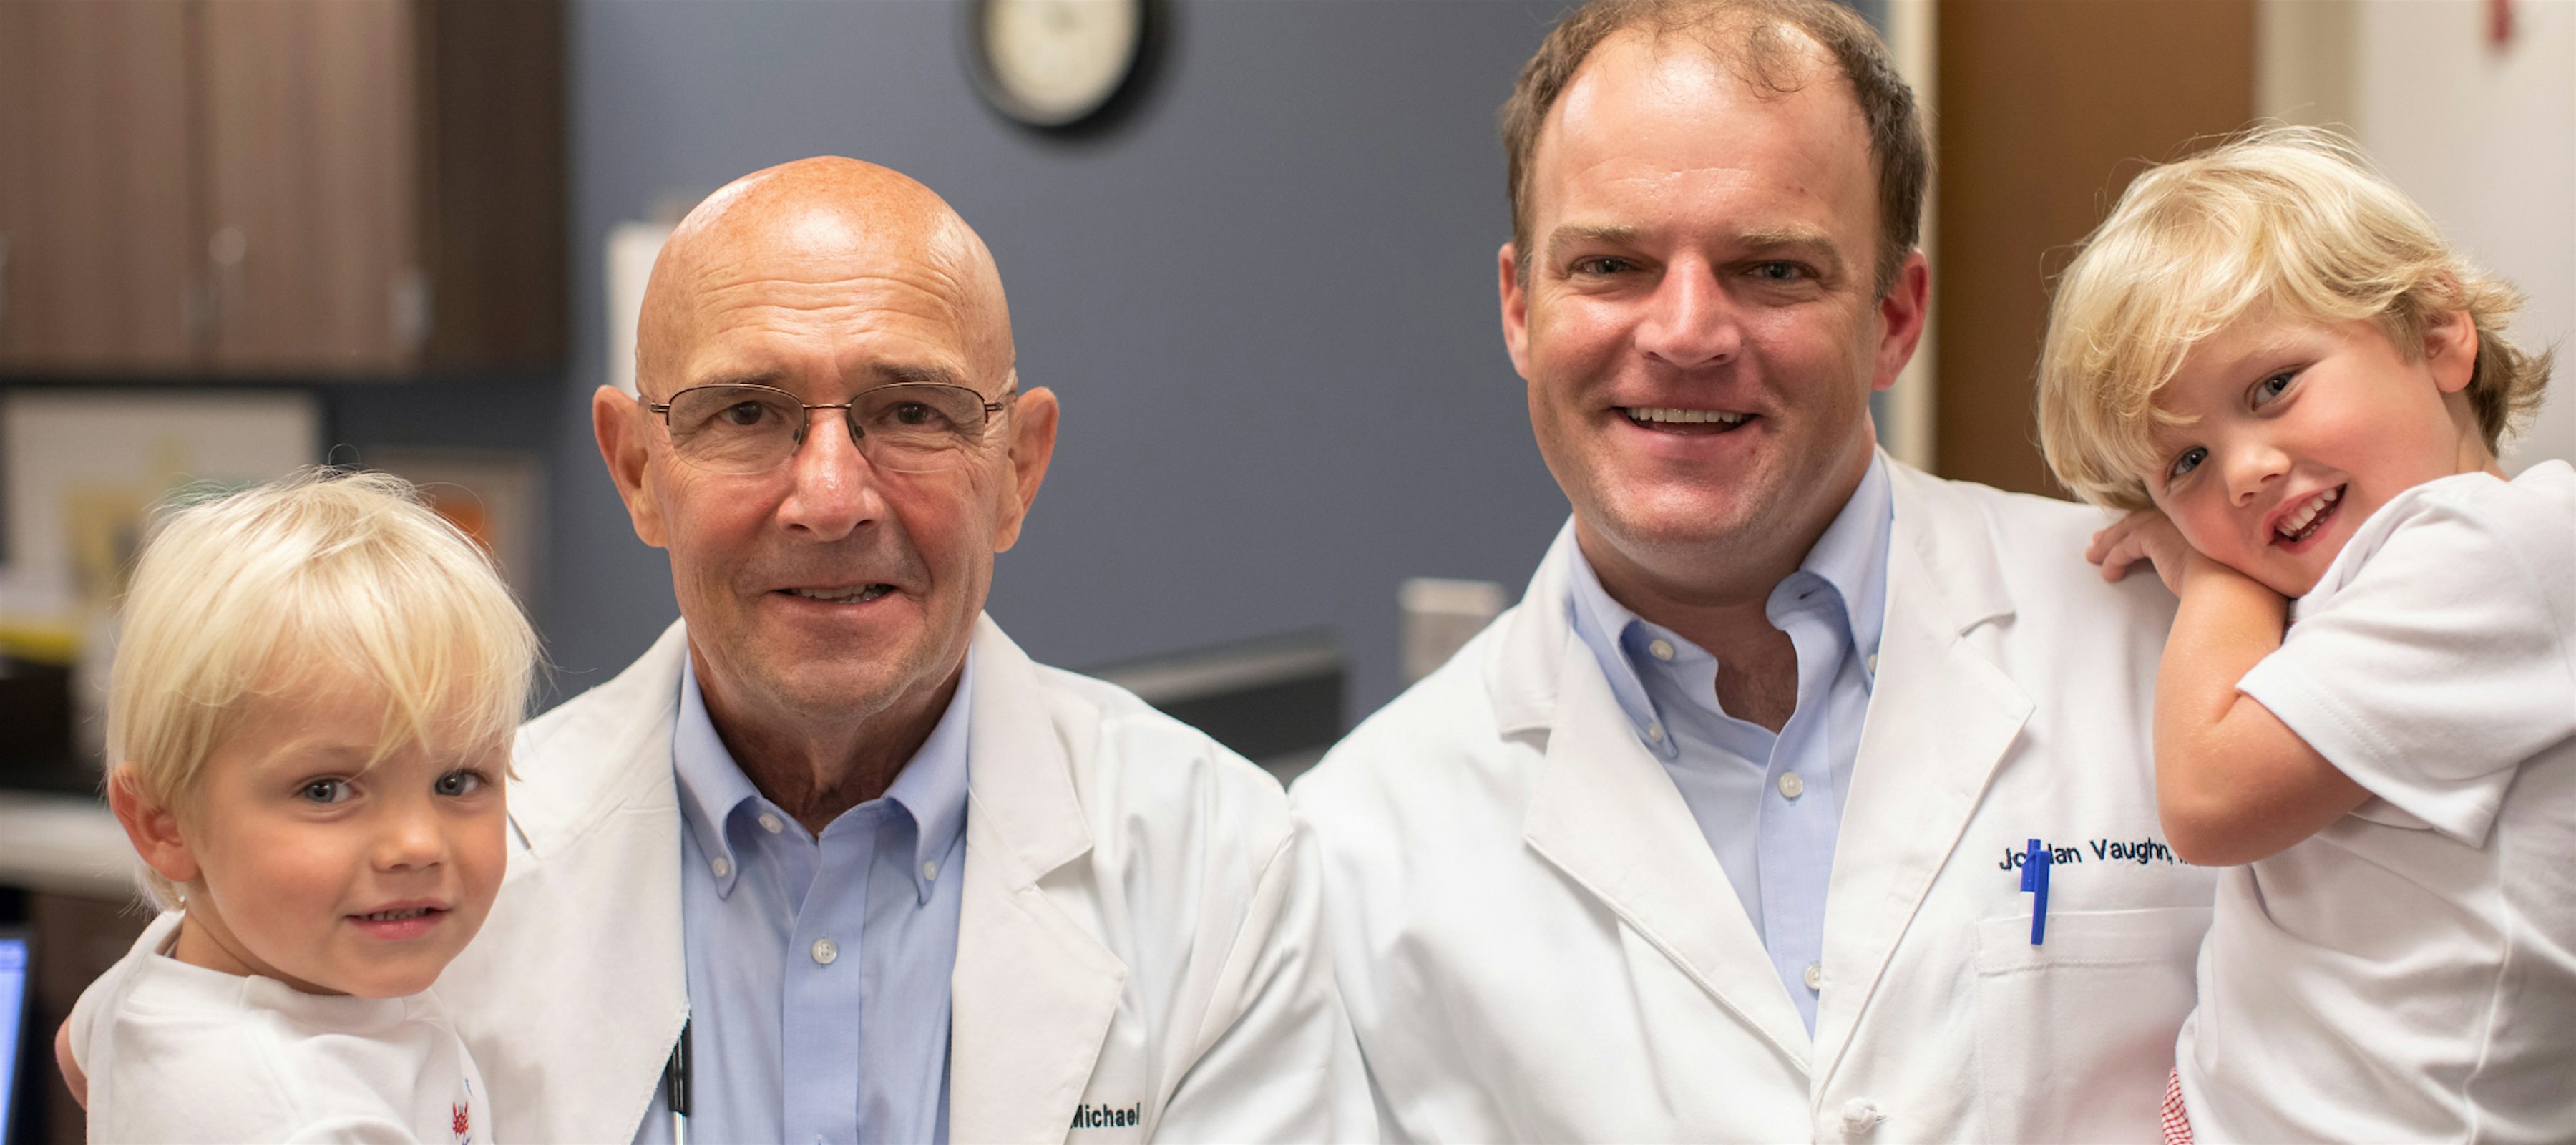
[2261,0,2576,471]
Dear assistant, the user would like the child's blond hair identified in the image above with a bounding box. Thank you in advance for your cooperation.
[107,468,538,908]
[2037,125,2552,510]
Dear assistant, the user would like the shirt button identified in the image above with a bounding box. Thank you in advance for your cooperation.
[710,856,731,879]
[758,812,784,834]
[1804,962,1823,991]
[1644,721,1666,744]
[1778,772,1805,799]
[1647,638,1676,662]
[1866,652,1880,674]
[811,937,839,965]
[922,859,940,881]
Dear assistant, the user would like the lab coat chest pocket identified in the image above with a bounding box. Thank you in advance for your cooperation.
[1970,906,2210,1142]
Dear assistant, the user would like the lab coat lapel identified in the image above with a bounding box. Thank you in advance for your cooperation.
[1521,623,1816,1074]
[456,620,691,1144]
[950,617,1129,1144]
[1812,467,2031,1086]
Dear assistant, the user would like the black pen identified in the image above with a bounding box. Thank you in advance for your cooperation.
[665,1018,691,1145]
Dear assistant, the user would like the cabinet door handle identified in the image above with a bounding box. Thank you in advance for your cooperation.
[208,226,248,336]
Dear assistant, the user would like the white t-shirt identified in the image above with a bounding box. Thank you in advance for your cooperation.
[2177,459,2576,1144]
[69,911,490,1144]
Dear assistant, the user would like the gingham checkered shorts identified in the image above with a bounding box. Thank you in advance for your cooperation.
[2162,1068,2194,1145]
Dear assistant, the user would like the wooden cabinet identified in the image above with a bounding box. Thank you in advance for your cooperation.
[0,0,564,378]
[0,1,200,372]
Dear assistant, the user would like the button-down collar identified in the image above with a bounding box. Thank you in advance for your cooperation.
[673,651,973,907]
[1566,452,1893,749]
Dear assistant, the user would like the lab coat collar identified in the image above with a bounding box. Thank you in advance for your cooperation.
[1492,455,2036,1089]
[1810,461,2032,1089]
[1486,520,1583,738]
[481,620,693,1144]
[509,620,692,854]
[949,614,1129,1144]
[1523,638,1818,1073]
[1491,450,1940,734]
[1498,500,1815,1071]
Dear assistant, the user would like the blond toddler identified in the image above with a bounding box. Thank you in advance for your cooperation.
[64,469,536,1143]
[2037,126,2573,1143]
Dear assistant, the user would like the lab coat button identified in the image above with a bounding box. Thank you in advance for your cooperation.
[758,813,784,834]
[1778,772,1805,799]
[711,856,731,879]
[1841,1098,1883,1134]
[1647,638,1676,661]
[1803,962,1823,990]
[811,937,839,965]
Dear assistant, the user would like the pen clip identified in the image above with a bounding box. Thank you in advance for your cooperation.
[665,1017,691,1121]
[2023,838,2051,945]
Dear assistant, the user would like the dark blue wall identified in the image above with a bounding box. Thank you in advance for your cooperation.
[333,0,1898,721]
[533,0,1576,714]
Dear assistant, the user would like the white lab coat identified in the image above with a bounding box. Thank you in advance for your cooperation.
[436,615,1372,1144]
[1294,459,2218,1143]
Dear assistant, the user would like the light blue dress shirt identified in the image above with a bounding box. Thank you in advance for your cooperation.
[1563,455,1891,1036]
[647,653,971,1145]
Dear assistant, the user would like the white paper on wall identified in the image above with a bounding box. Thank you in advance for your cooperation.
[605,221,675,398]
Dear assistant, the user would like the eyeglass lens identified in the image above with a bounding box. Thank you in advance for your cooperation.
[662,384,994,475]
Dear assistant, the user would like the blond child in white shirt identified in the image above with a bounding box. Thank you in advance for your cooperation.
[63,469,536,1143]
[2034,125,2575,1144]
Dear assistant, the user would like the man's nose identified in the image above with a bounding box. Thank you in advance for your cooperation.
[775,407,887,541]
[1633,263,1740,368]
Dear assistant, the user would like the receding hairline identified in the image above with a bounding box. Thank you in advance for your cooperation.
[1501,0,1928,295]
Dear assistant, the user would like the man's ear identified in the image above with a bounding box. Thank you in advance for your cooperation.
[2425,308,2479,395]
[1871,251,1932,392]
[991,385,1059,554]
[592,384,669,547]
[1498,242,1534,381]
[107,766,198,889]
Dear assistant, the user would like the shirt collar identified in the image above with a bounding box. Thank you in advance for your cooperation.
[1563,452,1895,726]
[1802,450,1892,668]
[672,651,975,905]
[885,656,972,902]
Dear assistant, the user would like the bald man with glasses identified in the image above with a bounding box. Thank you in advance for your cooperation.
[431,157,1370,1144]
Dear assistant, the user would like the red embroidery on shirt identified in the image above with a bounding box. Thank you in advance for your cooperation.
[453,1103,469,1137]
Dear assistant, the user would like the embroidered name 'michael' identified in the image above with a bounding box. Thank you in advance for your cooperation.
[1071,1103,1143,1129]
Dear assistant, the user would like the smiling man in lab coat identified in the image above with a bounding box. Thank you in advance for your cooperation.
[1292,1,2215,1140]
[433,158,1370,1144]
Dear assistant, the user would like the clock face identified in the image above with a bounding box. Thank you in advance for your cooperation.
[970,0,1147,129]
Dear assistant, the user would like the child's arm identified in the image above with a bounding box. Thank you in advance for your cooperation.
[56,1018,84,1108]
[2091,509,2371,866]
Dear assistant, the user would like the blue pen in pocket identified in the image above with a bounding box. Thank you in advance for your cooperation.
[2020,837,2051,945]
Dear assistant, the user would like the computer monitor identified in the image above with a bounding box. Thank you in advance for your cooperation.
[0,926,29,1144]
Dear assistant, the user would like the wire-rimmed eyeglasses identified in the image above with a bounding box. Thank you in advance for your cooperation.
[645,382,1013,476]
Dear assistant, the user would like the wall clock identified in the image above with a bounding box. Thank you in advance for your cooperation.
[967,0,1158,132]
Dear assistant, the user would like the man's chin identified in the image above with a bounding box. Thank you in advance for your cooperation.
[1593,492,1769,553]
[760,661,918,720]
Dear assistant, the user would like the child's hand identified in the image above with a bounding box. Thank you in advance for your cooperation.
[2087,508,2197,595]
